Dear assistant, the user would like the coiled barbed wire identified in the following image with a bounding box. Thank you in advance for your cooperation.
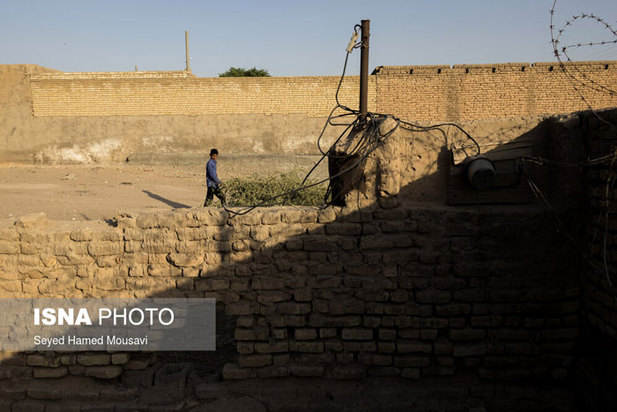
[550,1,617,290]
[550,0,617,121]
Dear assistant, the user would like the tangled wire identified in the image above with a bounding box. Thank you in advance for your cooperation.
[224,24,479,217]
[220,18,617,294]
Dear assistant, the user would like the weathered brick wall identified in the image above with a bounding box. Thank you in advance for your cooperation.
[2,62,615,164]
[0,65,348,162]
[1,109,603,409]
[29,72,373,118]
[0,201,581,387]
[28,61,616,121]
[375,61,617,122]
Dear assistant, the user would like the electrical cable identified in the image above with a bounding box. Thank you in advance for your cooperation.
[222,25,483,217]
[224,117,398,216]
[217,20,617,300]
[222,18,617,223]
[222,27,365,217]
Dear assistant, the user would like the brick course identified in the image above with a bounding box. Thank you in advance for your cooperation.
[0,200,581,384]
[374,61,617,122]
[29,74,371,118]
[28,61,616,121]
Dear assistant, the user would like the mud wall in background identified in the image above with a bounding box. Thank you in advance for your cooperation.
[1,61,616,164]
[374,62,617,123]
[0,65,355,163]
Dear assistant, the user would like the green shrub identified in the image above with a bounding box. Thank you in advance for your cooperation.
[223,170,327,207]
[219,67,270,77]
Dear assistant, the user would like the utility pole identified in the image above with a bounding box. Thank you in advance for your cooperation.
[185,30,192,74]
[359,19,370,121]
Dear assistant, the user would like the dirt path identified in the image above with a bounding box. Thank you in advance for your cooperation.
[0,164,203,222]
[0,156,328,223]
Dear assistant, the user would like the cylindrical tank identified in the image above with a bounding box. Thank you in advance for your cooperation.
[466,157,496,190]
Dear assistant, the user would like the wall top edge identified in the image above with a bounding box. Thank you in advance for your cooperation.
[0,64,62,74]
[7,60,617,80]
[30,70,193,80]
[373,60,617,74]
[28,74,363,82]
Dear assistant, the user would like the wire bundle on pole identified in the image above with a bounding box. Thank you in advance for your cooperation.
[219,19,617,296]
[223,24,480,217]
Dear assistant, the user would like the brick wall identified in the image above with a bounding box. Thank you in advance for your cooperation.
[3,109,610,409]
[0,201,581,386]
[584,112,617,340]
[374,61,617,122]
[0,65,348,162]
[28,61,616,121]
[2,62,616,164]
[30,72,374,118]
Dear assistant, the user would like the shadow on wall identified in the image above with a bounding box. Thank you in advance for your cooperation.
[0,110,609,411]
[328,110,588,210]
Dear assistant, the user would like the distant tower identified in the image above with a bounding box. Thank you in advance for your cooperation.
[185,31,192,74]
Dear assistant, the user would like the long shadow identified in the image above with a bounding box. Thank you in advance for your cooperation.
[142,190,191,209]
[0,110,610,410]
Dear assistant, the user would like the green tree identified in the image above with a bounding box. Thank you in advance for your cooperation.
[218,67,270,77]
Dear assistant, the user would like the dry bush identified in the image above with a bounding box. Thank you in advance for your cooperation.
[223,170,327,207]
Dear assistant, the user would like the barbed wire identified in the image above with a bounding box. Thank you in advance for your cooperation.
[550,0,617,113]
[550,2,617,91]
[550,1,617,291]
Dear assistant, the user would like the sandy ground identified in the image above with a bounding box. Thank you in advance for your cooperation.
[0,164,205,222]
[0,155,328,223]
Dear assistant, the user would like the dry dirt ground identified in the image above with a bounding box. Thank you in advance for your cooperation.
[0,163,204,222]
[0,155,327,223]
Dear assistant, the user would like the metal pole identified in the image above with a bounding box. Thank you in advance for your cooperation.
[185,31,191,73]
[359,19,370,121]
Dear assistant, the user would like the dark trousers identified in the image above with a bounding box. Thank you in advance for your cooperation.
[204,186,225,206]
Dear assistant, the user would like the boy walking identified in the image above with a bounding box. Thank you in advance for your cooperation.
[204,148,226,207]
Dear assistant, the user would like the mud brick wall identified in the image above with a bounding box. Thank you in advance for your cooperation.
[374,61,617,122]
[583,115,617,339]
[585,128,617,341]
[0,201,581,384]
[2,62,616,163]
[29,71,371,118]
[0,65,357,162]
[27,62,617,121]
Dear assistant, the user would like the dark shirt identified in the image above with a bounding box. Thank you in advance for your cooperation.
[206,158,220,188]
